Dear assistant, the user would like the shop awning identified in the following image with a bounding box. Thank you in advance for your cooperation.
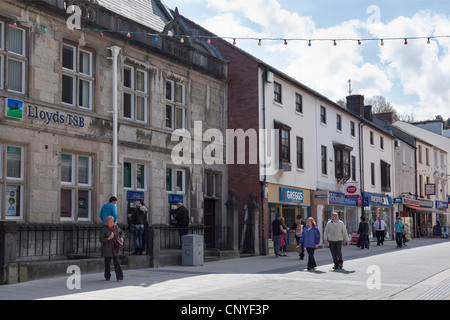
[404,205,448,214]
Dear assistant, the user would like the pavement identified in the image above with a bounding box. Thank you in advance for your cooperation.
[0,237,449,304]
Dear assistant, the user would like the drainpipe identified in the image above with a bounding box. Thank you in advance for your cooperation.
[359,121,365,217]
[108,46,121,198]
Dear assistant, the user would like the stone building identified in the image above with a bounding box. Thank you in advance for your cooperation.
[0,0,228,235]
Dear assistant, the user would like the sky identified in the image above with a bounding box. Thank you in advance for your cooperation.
[162,0,450,122]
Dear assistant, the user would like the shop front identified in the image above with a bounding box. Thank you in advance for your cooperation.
[313,190,361,242]
[268,184,311,250]
[394,197,419,237]
[362,192,393,240]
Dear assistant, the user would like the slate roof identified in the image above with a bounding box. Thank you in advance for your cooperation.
[95,0,173,32]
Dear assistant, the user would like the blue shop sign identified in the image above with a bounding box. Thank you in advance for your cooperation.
[127,190,144,201]
[329,191,359,206]
[279,187,303,204]
[393,197,403,204]
[363,192,392,207]
[436,201,448,209]
[168,194,184,204]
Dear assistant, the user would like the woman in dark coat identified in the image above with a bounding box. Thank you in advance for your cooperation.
[100,216,125,281]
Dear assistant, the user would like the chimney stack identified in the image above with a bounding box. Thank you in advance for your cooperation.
[346,95,364,117]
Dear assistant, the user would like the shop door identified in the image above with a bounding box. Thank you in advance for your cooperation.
[204,199,216,248]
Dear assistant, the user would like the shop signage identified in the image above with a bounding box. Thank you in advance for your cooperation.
[127,190,144,201]
[329,191,359,207]
[436,201,448,209]
[425,184,435,195]
[168,194,183,204]
[27,105,85,127]
[393,197,403,204]
[345,184,360,198]
[362,192,392,207]
[279,187,303,204]
[5,98,85,127]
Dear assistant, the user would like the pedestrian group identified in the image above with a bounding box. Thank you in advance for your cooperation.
[272,211,410,271]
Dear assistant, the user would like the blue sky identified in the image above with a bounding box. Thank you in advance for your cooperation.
[163,0,450,122]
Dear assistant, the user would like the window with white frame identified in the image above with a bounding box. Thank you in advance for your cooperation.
[60,153,93,220]
[1,144,25,219]
[123,65,149,122]
[0,23,27,94]
[166,167,185,194]
[123,161,147,190]
[165,79,186,129]
[62,43,94,109]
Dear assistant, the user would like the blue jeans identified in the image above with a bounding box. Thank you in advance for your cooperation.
[133,226,144,250]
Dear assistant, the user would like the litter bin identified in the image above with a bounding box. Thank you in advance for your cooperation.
[182,234,204,266]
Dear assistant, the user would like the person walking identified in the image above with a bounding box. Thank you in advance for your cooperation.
[374,216,387,245]
[271,213,287,258]
[175,202,189,247]
[394,216,405,248]
[357,216,370,249]
[100,216,124,281]
[292,215,306,260]
[300,217,321,271]
[100,196,117,225]
[324,212,349,270]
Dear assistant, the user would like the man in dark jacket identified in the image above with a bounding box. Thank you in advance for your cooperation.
[175,202,189,247]
[357,216,370,249]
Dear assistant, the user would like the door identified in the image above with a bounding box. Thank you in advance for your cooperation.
[204,199,216,248]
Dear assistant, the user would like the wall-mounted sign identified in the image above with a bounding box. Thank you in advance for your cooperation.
[279,187,303,204]
[27,105,85,127]
[345,183,360,198]
[5,98,85,127]
[425,184,435,195]
[127,190,144,201]
[5,98,24,119]
[168,194,183,204]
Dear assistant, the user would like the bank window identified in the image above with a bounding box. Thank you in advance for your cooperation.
[62,43,93,110]
[204,172,220,198]
[165,79,186,129]
[60,153,93,221]
[123,162,147,190]
[1,23,27,94]
[166,167,185,194]
[1,144,25,219]
[123,65,148,122]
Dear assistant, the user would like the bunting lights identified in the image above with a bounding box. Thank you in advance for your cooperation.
[3,17,448,47]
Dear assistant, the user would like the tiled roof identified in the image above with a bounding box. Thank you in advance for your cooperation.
[95,0,173,32]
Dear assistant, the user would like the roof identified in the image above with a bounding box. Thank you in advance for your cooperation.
[95,0,173,32]
[393,121,450,154]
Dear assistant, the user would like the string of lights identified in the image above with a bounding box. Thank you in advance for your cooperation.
[4,18,450,46]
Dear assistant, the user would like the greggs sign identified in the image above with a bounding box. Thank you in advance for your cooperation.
[279,187,304,204]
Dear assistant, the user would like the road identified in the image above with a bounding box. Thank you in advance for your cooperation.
[0,238,449,304]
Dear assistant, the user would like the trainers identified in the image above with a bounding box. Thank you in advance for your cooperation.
[116,276,123,281]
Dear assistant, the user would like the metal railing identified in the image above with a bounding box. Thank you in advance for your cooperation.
[13,223,231,262]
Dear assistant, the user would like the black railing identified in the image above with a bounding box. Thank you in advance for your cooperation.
[13,223,231,262]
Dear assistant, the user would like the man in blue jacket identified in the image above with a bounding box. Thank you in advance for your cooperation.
[100,196,118,225]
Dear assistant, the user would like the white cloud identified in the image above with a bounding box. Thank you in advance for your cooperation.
[184,0,450,120]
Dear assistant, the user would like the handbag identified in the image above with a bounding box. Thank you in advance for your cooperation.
[404,233,411,242]
[114,239,124,249]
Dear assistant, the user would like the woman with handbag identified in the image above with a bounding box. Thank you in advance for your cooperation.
[100,215,125,281]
